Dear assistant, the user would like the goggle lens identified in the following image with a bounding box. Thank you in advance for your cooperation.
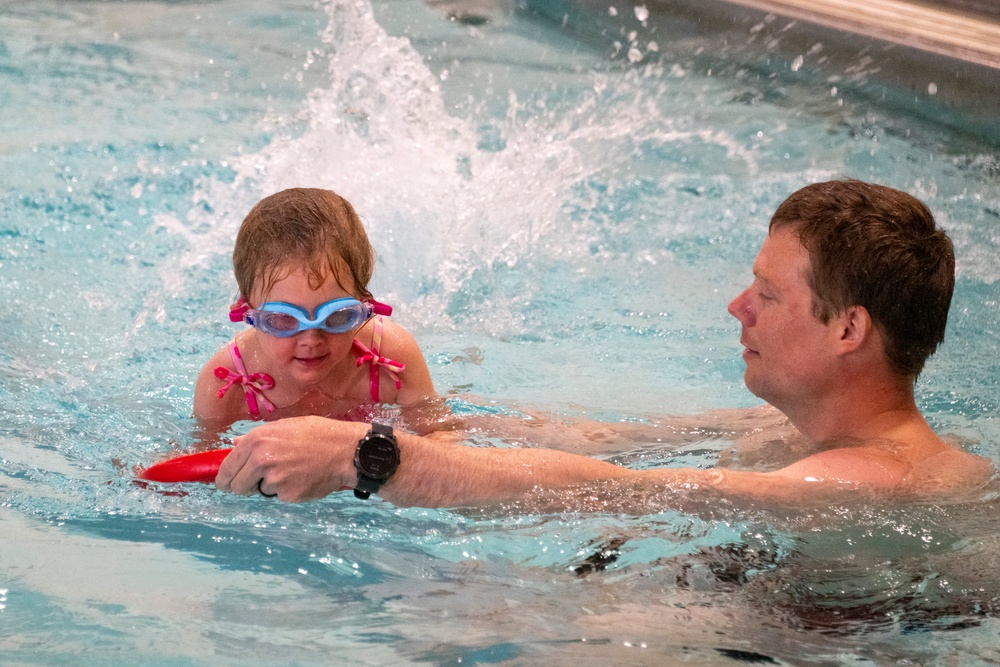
[257,311,302,334]
[323,307,363,331]
[245,298,373,337]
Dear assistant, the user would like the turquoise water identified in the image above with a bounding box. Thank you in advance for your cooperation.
[2,0,1000,664]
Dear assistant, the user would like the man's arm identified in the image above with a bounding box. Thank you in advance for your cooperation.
[215,416,909,510]
[216,416,636,506]
[442,402,789,455]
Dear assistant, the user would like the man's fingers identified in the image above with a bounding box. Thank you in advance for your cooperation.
[215,435,255,493]
[257,479,278,498]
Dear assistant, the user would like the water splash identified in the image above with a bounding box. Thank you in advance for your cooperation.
[158,0,783,335]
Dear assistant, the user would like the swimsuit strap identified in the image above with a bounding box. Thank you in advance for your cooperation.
[214,342,276,420]
[352,317,405,402]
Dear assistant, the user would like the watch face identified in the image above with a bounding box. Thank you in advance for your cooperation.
[357,436,399,478]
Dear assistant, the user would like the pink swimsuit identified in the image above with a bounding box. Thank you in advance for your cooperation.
[214,317,405,420]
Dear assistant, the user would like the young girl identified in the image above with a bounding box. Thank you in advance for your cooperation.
[194,187,438,434]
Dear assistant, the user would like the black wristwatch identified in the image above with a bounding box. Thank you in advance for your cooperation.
[353,422,400,499]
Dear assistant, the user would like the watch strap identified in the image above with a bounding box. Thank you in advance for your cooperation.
[354,477,379,499]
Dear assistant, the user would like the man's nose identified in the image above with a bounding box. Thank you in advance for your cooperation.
[728,289,755,326]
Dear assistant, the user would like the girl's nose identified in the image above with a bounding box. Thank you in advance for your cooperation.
[297,327,326,343]
[727,289,755,327]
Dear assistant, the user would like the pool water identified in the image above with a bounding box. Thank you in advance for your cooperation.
[2,0,1000,664]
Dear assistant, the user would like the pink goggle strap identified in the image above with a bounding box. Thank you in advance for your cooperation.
[229,295,250,323]
[367,299,392,317]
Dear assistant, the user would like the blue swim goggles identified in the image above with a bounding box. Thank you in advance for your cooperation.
[229,296,392,338]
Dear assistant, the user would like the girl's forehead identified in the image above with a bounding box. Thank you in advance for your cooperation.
[254,257,355,302]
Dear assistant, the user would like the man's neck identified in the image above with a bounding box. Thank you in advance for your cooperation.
[779,373,928,446]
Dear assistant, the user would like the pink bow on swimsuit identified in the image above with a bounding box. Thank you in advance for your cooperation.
[214,343,276,420]
[352,317,405,402]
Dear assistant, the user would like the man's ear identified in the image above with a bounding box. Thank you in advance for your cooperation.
[834,305,872,354]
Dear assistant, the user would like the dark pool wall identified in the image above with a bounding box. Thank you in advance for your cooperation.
[522,0,1000,146]
[930,0,1000,21]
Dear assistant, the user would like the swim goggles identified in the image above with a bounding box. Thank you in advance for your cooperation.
[229,296,392,337]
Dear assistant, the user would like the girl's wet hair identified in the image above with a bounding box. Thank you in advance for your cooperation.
[233,188,375,303]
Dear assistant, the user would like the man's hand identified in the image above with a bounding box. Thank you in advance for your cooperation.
[215,417,368,502]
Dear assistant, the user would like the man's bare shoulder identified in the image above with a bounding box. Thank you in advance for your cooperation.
[908,439,994,494]
[772,435,993,497]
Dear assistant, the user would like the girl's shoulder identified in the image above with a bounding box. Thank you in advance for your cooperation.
[376,315,415,339]
[363,317,423,360]
[359,316,436,403]
[193,334,257,421]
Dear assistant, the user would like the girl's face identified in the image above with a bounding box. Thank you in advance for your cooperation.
[248,262,362,387]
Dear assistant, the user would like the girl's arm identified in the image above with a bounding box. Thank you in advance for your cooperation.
[381,322,436,403]
[193,345,247,439]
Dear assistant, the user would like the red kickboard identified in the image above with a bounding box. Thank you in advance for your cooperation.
[137,448,232,484]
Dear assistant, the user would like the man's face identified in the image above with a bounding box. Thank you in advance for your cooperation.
[727,226,841,408]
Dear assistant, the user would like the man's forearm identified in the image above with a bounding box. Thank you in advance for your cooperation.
[379,432,638,508]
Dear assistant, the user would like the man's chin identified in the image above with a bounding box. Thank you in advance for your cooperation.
[742,373,771,403]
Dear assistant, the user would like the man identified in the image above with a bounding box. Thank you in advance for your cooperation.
[215,180,992,509]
